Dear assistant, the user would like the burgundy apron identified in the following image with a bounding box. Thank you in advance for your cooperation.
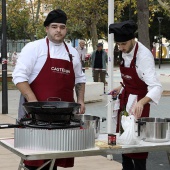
[117,43,150,159]
[24,38,75,167]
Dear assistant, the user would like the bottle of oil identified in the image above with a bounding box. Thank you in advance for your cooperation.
[119,106,129,135]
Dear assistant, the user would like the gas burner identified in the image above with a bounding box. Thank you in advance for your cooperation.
[25,121,81,129]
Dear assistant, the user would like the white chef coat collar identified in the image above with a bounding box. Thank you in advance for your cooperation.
[46,37,63,46]
[50,41,63,46]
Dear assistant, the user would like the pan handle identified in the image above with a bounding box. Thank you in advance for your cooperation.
[47,97,61,101]
[0,124,21,129]
[136,121,146,136]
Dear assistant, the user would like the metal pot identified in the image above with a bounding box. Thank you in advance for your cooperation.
[164,118,170,138]
[137,117,169,143]
[73,114,106,139]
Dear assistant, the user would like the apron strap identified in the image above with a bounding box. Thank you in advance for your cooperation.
[130,42,138,68]
[63,42,73,62]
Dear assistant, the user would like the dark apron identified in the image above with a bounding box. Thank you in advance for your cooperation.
[24,38,75,167]
[117,43,150,159]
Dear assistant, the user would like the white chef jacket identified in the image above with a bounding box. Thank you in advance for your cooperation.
[122,41,162,105]
[12,38,86,85]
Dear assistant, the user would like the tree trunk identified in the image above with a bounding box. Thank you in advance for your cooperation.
[137,0,150,50]
[89,21,98,51]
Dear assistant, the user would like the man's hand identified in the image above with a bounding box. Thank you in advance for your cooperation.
[133,101,144,119]
[110,85,122,97]
[78,101,85,114]
[133,96,151,119]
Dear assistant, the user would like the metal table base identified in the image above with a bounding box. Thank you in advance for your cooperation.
[18,159,55,170]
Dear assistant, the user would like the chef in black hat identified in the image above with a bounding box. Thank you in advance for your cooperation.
[12,9,86,170]
[109,20,162,170]
[44,9,68,44]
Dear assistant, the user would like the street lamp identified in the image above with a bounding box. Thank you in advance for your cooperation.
[1,0,8,114]
[157,17,163,69]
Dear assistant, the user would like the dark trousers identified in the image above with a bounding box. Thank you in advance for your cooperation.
[122,154,146,170]
[81,60,85,73]
[25,165,57,170]
[93,70,106,93]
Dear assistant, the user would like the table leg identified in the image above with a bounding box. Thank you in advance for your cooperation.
[167,151,170,164]
[36,160,52,170]
[18,158,28,170]
[49,159,56,170]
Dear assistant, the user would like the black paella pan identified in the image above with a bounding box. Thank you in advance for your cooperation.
[22,101,81,123]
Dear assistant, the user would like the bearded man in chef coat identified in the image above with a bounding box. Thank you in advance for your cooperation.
[12,9,86,170]
[109,20,162,170]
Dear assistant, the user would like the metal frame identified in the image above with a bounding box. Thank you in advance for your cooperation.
[0,138,170,169]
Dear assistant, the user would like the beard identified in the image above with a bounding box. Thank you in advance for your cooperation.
[122,40,135,53]
[47,33,66,44]
[126,40,135,53]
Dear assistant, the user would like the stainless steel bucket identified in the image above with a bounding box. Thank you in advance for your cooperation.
[137,117,169,142]
[73,114,106,139]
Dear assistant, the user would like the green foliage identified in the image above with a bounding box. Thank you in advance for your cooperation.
[50,0,108,41]
[114,0,170,43]
[0,0,169,43]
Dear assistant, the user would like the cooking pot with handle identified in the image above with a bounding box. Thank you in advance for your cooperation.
[137,117,169,143]
[73,114,106,139]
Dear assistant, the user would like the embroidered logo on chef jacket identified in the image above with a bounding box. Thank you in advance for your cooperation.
[51,67,70,74]
[121,73,132,80]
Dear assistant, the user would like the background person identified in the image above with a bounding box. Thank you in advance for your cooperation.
[12,9,86,170]
[8,50,12,62]
[12,51,18,67]
[90,43,108,93]
[75,40,87,73]
[109,20,162,170]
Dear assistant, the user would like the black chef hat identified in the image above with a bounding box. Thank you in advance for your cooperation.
[109,20,137,42]
[44,9,67,27]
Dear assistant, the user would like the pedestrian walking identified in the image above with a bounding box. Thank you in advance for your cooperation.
[12,51,18,67]
[75,40,87,73]
[90,43,108,93]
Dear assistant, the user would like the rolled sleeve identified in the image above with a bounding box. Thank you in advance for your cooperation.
[12,61,30,84]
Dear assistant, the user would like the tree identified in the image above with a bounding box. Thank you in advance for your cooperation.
[6,0,46,41]
[1,0,169,47]
[50,0,108,50]
[6,0,30,40]
[114,0,170,49]
[157,0,170,16]
[137,0,150,49]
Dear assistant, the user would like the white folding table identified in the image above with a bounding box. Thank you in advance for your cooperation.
[1,135,170,170]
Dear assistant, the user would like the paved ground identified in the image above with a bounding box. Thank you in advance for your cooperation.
[0,63,170,169]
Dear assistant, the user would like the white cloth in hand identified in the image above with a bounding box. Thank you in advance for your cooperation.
[126,94,138,115]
